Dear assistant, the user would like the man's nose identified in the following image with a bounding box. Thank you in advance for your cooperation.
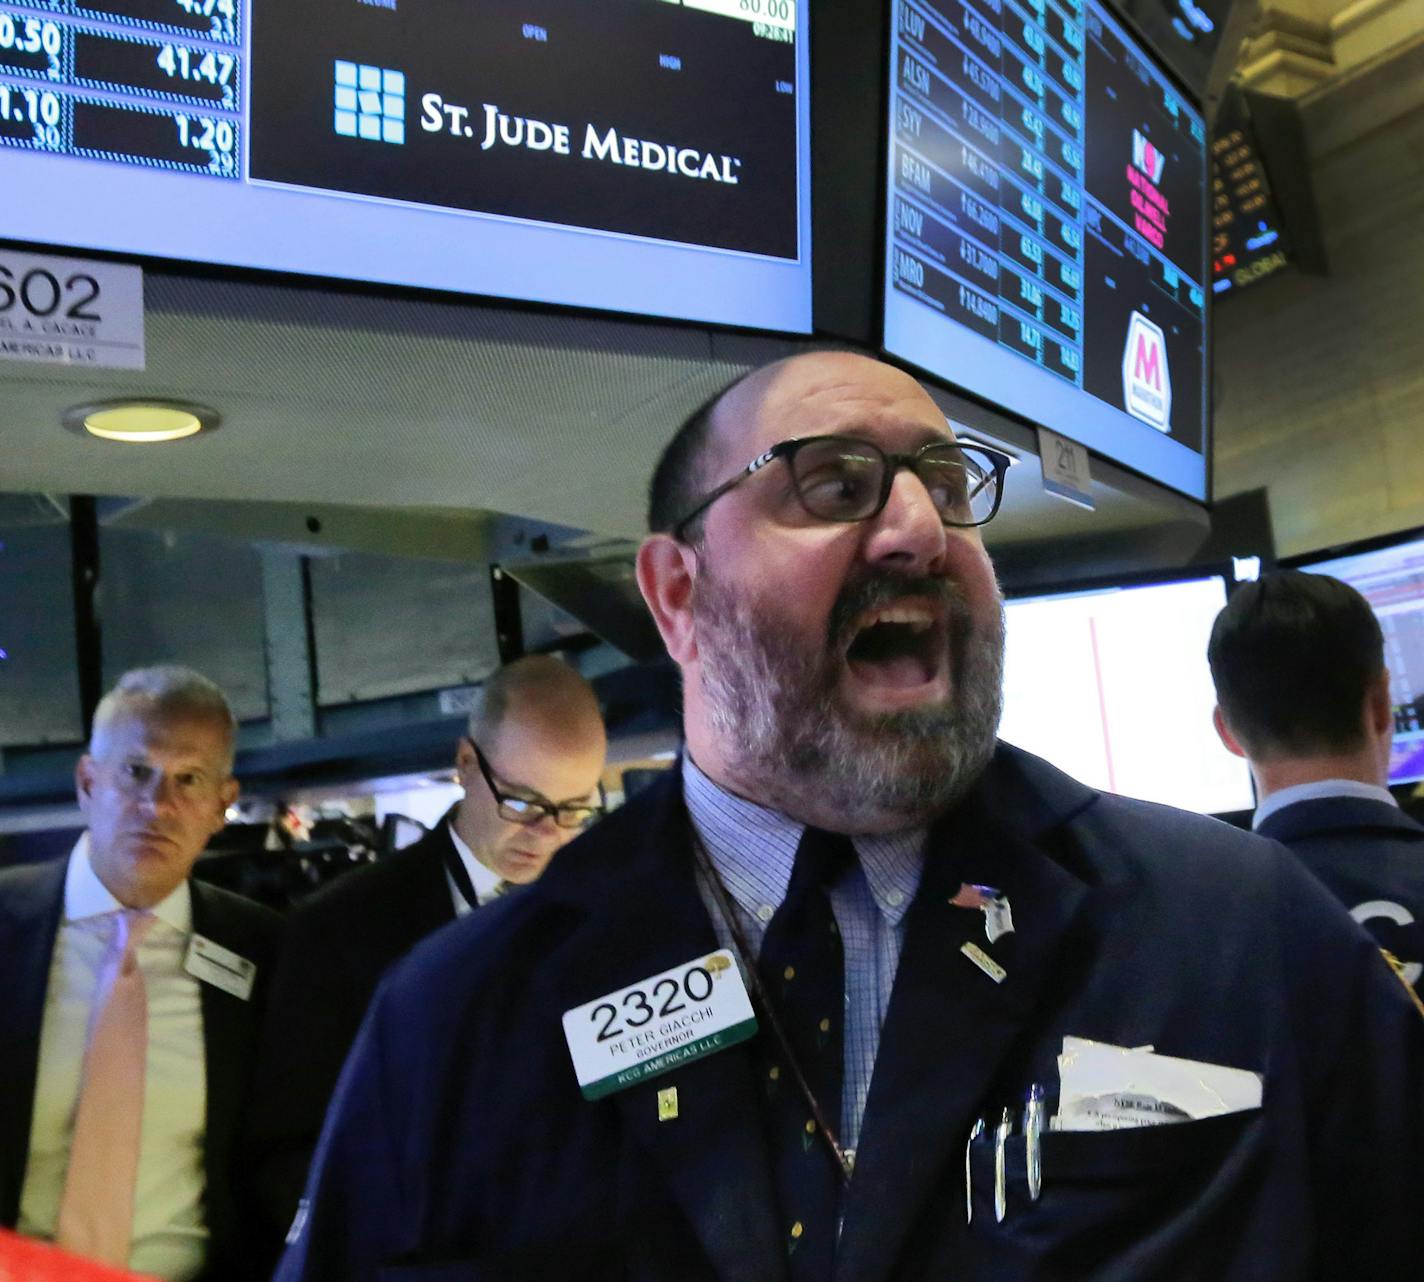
[527,812,564,840]
[138,771,180,813]
[861,465,950,574]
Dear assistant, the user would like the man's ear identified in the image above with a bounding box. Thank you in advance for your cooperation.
[1367,669,1395,740]
[75,754,96,814]
[211,777,239,836]
[1213,705,1247,758]
[636,534,700,665]
[454,736,480,796]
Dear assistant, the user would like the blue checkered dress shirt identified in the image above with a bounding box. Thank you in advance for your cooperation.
[682,755,926,1153]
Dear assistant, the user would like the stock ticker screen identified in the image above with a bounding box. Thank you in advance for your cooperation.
[1209,88,1289,298]
[883,0,1210,500]
[0,0,812,329]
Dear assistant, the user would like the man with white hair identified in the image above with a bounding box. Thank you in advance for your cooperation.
[0,665,280,1282]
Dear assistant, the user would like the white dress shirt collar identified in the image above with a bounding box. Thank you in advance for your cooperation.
[1252,778,1398,831]
[65,832,192,935]
[445,820,508,910]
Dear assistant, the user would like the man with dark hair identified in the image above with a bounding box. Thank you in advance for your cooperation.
[0,666,279,1282]
[249,655,606,1262]
[278,352,1423,1282]
[1209,569,1424,996]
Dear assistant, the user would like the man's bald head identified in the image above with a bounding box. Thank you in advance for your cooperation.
[455,655,608,883]
[466,655,605,749]
[646,350,879,538]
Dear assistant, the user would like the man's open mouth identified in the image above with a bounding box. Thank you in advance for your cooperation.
[843,600,949,693]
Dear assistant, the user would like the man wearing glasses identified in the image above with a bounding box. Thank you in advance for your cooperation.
[278,352,1422,1282]
[0,666,279,1282]
[251,655,606,1265]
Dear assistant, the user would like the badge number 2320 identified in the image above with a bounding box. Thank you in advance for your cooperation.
[591,963,715,1042]
[562,950,756,1099]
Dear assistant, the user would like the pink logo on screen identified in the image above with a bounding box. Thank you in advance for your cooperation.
[1121,311,1172,432]
[1127,130,1169,249]
[1132,129,1166,184]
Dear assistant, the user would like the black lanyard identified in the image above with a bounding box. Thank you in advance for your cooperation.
[442,827,482,913]
[690,833,856,1184]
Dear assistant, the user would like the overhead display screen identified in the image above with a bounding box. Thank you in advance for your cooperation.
[883,0,1209,500]
[1210,88,1289,298]
[0,0,811,330]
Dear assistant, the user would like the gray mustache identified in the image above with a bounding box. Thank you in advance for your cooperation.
[826,574,970,653]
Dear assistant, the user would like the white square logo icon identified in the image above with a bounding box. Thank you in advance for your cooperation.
[334,60,405,143]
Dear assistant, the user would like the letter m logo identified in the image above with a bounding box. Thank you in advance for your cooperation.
[1133,334,1161,390]
[1121,311,1172,432]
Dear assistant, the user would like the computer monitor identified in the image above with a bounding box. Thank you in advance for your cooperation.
[1001,571,1254,813]
[882,0,1210,499]
[1292,529,1424,786]
[1,0,812,330]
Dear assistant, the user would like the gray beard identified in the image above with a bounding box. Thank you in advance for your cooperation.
[694,567,1005,831]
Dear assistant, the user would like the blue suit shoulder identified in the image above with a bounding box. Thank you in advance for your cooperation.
[994,741,1285,884]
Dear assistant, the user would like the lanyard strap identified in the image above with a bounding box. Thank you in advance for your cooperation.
[442,829,482,912]
[691,833,856,1184]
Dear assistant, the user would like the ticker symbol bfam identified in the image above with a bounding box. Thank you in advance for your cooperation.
[1121,310,1171,432]
[333,61,406,145]
[1127,129,1169,251]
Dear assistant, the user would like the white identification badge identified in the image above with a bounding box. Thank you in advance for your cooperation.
[183,934,256,1000]
[562,950,757,1100]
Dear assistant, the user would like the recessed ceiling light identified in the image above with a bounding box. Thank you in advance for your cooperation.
[62,399,220,444]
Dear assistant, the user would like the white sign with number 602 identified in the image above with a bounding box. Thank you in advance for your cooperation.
[0,250,144,370]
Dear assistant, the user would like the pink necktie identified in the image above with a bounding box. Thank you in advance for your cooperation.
[55,909,155,1268]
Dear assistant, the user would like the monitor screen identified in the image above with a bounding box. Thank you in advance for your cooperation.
[1001,575,1254,813]
[1,0,812,331]
[1297,536,1424,786]
[883,0,1209,499]
[1209,85,1289,298]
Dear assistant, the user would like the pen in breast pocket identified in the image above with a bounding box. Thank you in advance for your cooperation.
[993,1107,1013,1223]
[964,1117,984,1224]
[1023,1083,1045,1201]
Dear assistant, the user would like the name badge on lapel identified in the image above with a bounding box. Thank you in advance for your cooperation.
[184,934,257,1000]
[562,950,756,1100]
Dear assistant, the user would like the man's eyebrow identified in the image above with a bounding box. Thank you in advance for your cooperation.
[498,776,597,808]
[552,791,599,808]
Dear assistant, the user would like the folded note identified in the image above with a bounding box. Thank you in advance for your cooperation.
[1055,1037,1262,1131]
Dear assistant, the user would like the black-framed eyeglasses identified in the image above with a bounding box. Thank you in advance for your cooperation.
[669,434,1012,540]
[468,739,605,830]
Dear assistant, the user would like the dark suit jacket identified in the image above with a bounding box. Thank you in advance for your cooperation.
[249,818,459,1260]
[0,854,281,1282]
[1257,794,1424,994]
[277,746,1424,1282]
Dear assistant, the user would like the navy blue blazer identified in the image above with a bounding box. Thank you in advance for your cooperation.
[277,746,1424,1282]
[1257,794,1424,995]
[249,817,460,1263]
[0,854,281,1282]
